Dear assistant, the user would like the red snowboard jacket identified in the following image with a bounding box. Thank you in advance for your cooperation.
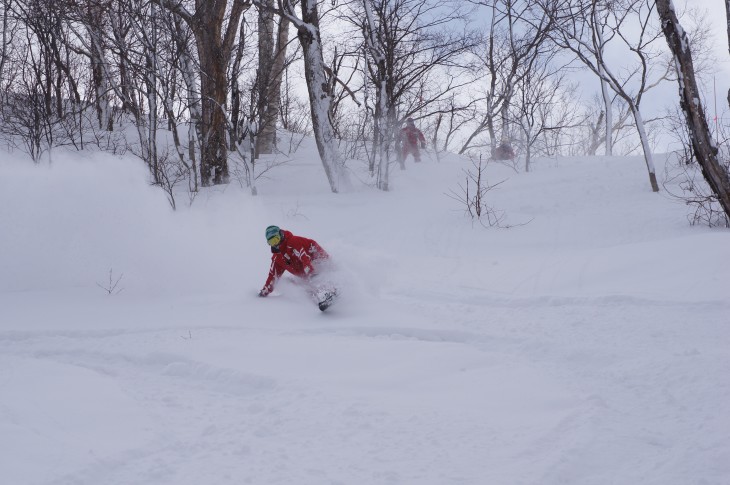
[260,230,329,296]
[398,125,426,147]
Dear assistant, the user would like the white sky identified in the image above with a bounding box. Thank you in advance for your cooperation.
[695,0,730,114]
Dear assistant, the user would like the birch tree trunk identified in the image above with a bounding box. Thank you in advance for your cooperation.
[629,103,658,192]
[144,4,159,183]
[599,76,612,155]
[255,0,275,156]
[594,7,612,156]
[296,0,344,193]
[0,0,8,83]
[725,0,730,109]
[363,0,391,190]
[78,2,112,132]
[587,110,605,156]
[229,14,247,152]
[524,125,532,172]
[375,81,390,190]
[105,13,151,164]
[256,1,289,156]
[176,22,200,190]
[657,0,730,217]
[262,14,290,154]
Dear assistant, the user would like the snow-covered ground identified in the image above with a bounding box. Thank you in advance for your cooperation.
[1,144,728,485]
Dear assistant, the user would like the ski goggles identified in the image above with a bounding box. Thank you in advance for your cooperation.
[267,234,282,247]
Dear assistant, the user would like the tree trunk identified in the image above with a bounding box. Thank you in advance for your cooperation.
[87,23,111,130]
[262,14,290,153]
[487,113,497,158]
[600,76,612,155]
[177,34,200,192]
[297,0,344,193]
[524,126,532,172]
[725,0,730,110]
[499,87,512,148]
[363,0,393,188]
[255,0,275,156]
[108,10,150,163]
[0,0,8,84]
[375,80,390,189]
[154,0,249,187]
[629,103,659,192]
[594,7,612,156]
[588,110,605,156]
[145,4,160,183]
[196,29,230,186]
[657,0,730,217]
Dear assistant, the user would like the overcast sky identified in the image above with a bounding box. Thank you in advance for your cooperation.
[683,0,729,117]
[564,0,730,152]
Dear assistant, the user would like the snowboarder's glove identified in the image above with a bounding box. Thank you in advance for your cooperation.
[258,288,269,297]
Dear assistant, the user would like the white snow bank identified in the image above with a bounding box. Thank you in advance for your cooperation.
[1,146,729,485]
[0,151,271,296]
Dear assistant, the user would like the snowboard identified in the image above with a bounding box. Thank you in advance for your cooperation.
[317,289,338,312]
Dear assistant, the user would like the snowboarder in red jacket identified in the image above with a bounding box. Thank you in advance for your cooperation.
[397,118,427,168]
[259,225,337,310]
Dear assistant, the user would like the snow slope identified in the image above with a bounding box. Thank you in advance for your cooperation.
[1,146,728,485]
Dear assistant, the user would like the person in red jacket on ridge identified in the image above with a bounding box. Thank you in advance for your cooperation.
[397,117,427,168]
[259,225,337,310]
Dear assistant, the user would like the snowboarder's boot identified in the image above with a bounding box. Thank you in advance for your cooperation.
[317,289,338,311]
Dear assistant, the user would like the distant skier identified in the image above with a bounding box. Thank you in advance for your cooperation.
[494,142,515,161]
[396,117,427,168]
[258,225,338,311]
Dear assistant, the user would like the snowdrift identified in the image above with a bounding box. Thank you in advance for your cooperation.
[1,146,728,485]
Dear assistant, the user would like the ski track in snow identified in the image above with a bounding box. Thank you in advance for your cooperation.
[1,151,729,484]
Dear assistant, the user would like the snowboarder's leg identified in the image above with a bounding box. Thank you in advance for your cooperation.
[307,281,339,311]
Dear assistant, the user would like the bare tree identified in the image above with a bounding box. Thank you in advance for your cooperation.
[152,0,252,186]
[265,12,291,149]
[726,0,730,109]
[1,0,83,160]
[460,0,554,158]
[540,0,673,192]
[430,94,482,161]
[361,0,391,189]
[279,61,312,135]
[65,1,154,167]
[657,0,730,219]
[510,51,579,171]
[253,0,291,157]
[326,45,363,140]
[68,0,114,132]
[258,0,349,192]
[0,0,16,95]
[581,91,637,157]
[355,0,474,189]
[446,156,509,227]
[170,13,200,192]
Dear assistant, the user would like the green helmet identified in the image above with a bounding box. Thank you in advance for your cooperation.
[265,225,282,246]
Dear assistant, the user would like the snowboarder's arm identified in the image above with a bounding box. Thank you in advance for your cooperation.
[259,258,284,296]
